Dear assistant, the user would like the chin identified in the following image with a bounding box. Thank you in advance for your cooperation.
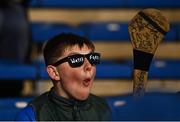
[75,91,90,101]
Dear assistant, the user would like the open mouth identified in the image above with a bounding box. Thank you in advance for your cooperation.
[83,78,91,87]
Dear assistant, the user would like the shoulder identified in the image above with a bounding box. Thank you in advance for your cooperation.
[30,92,49,108]
[89,94,112,120]
[89,94,111,111]
[89,94,108,105]
[15,92,49,121]
[15,105,35,121]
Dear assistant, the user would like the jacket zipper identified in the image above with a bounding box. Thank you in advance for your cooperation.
[73,102,79,120]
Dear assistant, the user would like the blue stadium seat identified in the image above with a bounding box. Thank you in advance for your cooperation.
[0,98,34,120]
[121,60,180,79]
[164,24,178,41]
[126,0,180,8]
[0,60,37,80]
[79,22,177,42]
[31,22,178,42]
[37,63,49,80]
[29,0,126,8]
[177,24,180,41]
[29,0,180,8]
[105,92,180,120]
[79,22,130,41]
[31,22,85,43]
[36,60,180,80]
[96,63,132,79]
[149,60,180,79]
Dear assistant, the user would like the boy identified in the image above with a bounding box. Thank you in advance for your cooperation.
[16,33,112,121]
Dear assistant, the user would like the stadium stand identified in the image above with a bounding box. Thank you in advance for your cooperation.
[0,0,180,120]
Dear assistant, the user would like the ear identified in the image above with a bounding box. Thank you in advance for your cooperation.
[46,65,60,81]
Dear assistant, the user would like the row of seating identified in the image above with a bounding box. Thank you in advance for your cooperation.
[1,92,180,120]
[29,0,180,8]
[31,22,179,43]
[106,92,180,120]
[0,60,179,80]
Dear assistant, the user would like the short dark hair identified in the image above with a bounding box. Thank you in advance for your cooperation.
[43,33,95,66]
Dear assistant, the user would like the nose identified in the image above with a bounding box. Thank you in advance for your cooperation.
[84,58,92,71]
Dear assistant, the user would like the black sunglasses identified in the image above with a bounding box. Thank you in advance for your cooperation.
[52,52,101,68]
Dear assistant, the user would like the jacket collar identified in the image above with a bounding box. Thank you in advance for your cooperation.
[48,87,91,111]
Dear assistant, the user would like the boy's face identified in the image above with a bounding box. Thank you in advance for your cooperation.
[55,45,96,100]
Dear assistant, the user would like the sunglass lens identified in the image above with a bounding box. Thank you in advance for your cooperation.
[88,53,100,65]
[68,54,84,68]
